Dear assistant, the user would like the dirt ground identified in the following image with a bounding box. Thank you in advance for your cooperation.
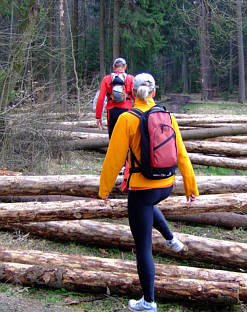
[0,294,85,312]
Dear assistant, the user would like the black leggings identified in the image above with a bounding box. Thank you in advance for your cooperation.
[107,107,129,138]
[128,186,173,302]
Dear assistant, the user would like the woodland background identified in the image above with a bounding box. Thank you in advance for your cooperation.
[1,0,247,109]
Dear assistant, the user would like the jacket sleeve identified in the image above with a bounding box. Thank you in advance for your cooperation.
[98,115,130,199]
[171,115,199,197]
[96,76,108,119]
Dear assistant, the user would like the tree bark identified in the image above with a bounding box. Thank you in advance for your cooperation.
[4,220,247,269]
[199,0,211,100]
[0,175,247,196]
[181,125,247,140]
[1,193,247,224]
[112,0,120,58]
[99,0,105,80]
[0,261,239,303]
[166,212,247,229]
[236,0,245,103]
[188,152,247,170]
[0,246,244,302]
[206,136,247,143]
[48,0,55,98]
[59,0,68,110]
[44,129,108,140]
[184,141,247,157]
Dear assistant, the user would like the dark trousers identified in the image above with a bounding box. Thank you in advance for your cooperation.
[107,107,129,138]
[128,186,173,302]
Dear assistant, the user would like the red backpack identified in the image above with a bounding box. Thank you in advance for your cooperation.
[128,105,177,181]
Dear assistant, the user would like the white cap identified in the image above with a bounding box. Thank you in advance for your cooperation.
[113,57,127,66]
[133,73,155,91]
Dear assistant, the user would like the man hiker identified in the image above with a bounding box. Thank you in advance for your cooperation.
[96,57,134,138]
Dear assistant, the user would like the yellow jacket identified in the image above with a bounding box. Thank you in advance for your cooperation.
[99,97,199,199]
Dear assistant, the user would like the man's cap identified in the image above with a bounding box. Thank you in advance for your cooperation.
[133,73,155,90]
[113,57,127,66]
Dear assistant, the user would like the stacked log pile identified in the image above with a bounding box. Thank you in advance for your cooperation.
[0,174,247,303]
[2,109,247,304]
[43,113,247,170]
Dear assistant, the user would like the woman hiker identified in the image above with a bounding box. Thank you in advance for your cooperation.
[98,73,199,312]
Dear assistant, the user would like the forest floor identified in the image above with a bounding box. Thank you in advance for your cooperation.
[0,94,247,311]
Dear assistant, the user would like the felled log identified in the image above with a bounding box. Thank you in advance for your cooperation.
[0,195,83,203]
[4,220,247,269]
[181,123,244,128]
[206,136,247,143]
[181,125,247,140]
[62,138,109,151]
[0,246,244,302]
[188,153,247,170]
[166,212,247,229]
[184,141,247,157]
[0,175,247,196]
[1,193,247,224]
[44,129,108,140]
[0,262,239,303]
[174,114,247,122]
[54,126,247,151]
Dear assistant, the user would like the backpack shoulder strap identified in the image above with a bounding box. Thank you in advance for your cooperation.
[128,108,143,119]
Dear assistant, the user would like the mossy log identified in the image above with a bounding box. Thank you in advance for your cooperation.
[0,193,247,224]
[3,220,247,269]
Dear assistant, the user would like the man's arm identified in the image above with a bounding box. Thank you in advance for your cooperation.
[96,77,108,127]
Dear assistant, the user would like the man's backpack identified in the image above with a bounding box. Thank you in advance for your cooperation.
[128,105,177,181]
[110,73,127,103]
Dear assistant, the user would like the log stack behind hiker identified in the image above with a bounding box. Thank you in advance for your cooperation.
[98,72,199,312]
[95,57,134,138]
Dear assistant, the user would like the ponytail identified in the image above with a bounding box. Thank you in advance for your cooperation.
[136,86,153,103]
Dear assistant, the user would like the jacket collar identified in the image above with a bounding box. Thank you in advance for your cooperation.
[134,97,156,110]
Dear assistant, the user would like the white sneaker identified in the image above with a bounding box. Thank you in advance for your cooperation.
[128,296,157,311]
[167,237,184,252]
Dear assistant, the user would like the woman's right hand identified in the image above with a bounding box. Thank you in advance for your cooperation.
[186,194,196,206]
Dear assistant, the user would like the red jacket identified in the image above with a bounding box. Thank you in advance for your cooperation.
[96,72,134,119]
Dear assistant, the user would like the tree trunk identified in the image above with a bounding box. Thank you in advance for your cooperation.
[188,152,247,170]
[61,138,109,151]
[0,246,244,302]
[229,35,233,90]
[236,0,245,103]
[99,0,105,80]
[48,0,55,98]
[166,212,247,229]
[4,220,247,269]
[59,0,68,110]
[181,125,247,140]
[206,136,247,143]
[0,1,40,111]
[182,54,189,93]
[72,0,79,73]
[44,129,108,140]
[1,193,247,224]
[112,0,120,58]
[0,262,239,303]
[0,175,247,196]
[199,0,211,100]
[184,141,247,157]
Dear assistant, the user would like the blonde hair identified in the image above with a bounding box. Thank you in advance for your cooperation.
[136,86,154,103]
